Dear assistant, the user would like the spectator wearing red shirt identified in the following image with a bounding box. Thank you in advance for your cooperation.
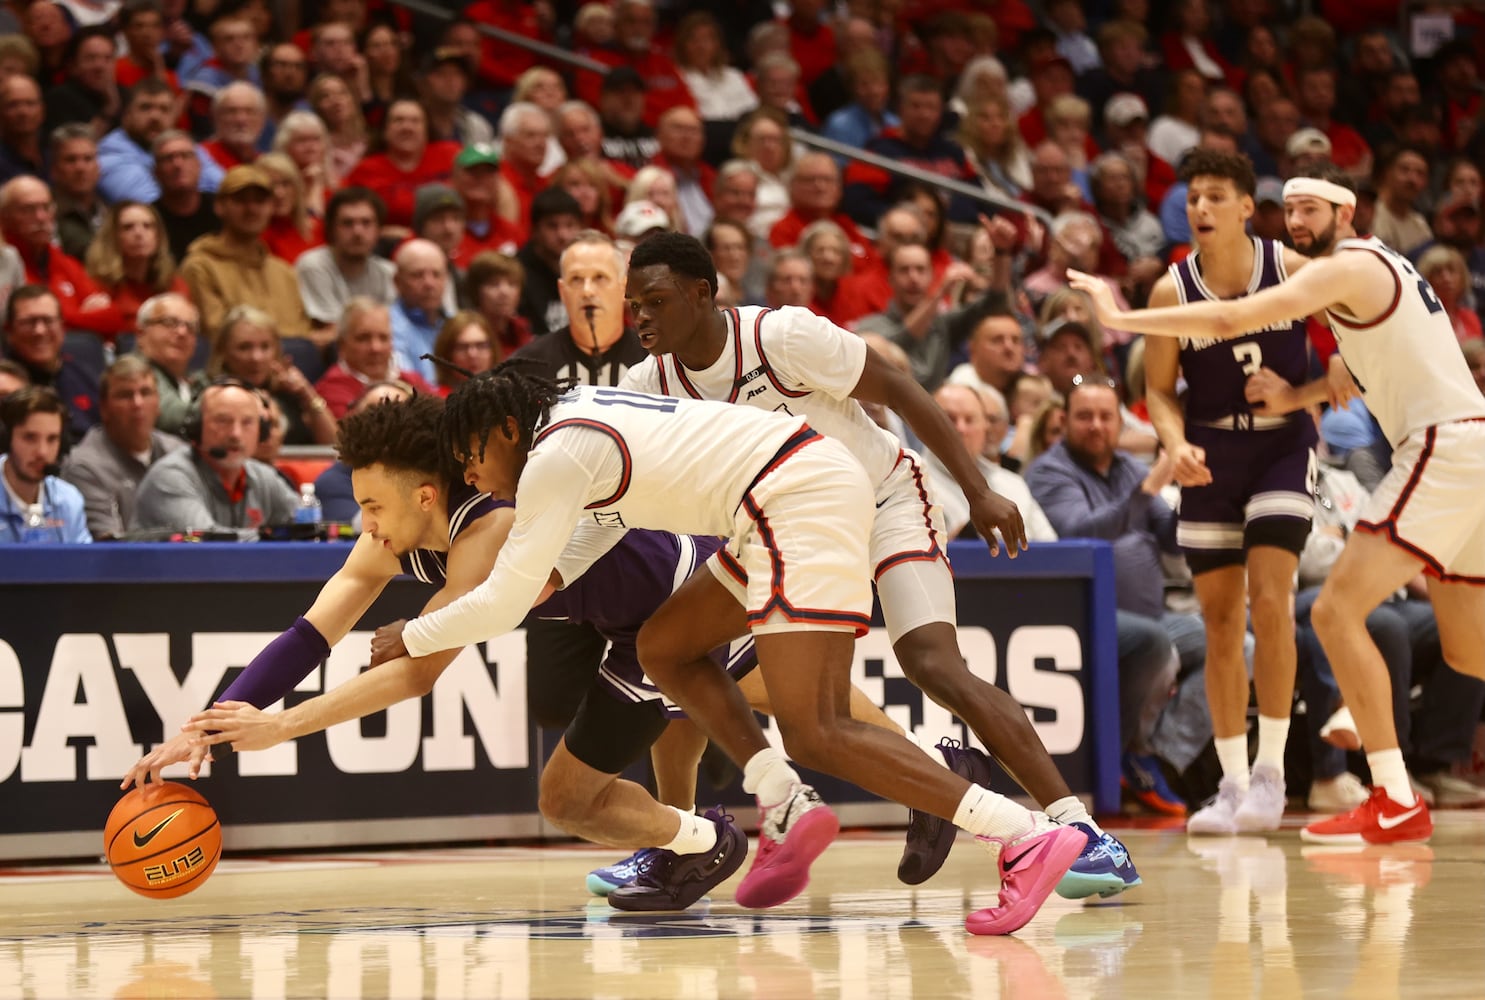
[1294,65,1372,180]
[1159,0,1236,88]
[495,102,553,247]
[769,152,876,271]
[461,0,549,92]
[780,0,835,89]
[1102,94,1176,211]
[200,81,266,172]
[1,176,124,338]
[452,145,521,256]
[799,218,874,327]
[82,200,191,334]
[313,299,434,418]
[116,2,180,93]
[342,99,460,232]
[258,152,323,264]
[649,106,716,237]
[575,0,697,130]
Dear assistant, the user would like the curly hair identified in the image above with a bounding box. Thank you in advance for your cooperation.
[1178,148,1256,197]
[335,393,446,479]
[441,357,572,468]
[628,231,718,298]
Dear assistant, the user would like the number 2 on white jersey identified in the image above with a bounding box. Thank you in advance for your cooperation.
[1232,343,1263,376]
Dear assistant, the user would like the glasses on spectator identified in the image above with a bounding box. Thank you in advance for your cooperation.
[13,315,60,330]
[144,316,199,333]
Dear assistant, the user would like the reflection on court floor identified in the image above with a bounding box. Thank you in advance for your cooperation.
[2,819,1481,1000]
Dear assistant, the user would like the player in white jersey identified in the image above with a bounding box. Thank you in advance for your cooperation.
[617,231,1141,901]
[371,361,1087,934]
[1069,165,1485,846]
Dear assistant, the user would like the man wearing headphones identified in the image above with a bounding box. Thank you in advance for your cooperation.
[130,378,297,535]
[0,386,90,543]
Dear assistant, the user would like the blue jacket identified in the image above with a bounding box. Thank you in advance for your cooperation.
[0,456,92,544]
[96,128,223,205]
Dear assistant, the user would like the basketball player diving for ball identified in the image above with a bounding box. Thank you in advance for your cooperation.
[121,392,900,912]
[362,361,1086,935]
[1070,165,1485,846]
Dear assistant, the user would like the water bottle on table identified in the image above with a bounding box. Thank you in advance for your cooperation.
[294,483,322,531]
[21,503,55,544]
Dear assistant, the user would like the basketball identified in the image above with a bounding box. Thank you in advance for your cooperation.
[104,782,222,899]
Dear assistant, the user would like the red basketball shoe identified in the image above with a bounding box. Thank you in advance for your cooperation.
[1301,787,1433,845]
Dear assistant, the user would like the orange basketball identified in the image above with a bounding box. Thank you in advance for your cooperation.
[104,782,222,899]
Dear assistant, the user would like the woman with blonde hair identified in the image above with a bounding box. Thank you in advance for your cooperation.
[957,94,1031,199]
[1416,245,1484,344]
[730,107,793,240]
[430,310,499,394]
[256,152,323,263]
[626,165,686,233]
[1037,284,1123,374]
[308,73,367,186]
[552,158,615,235]
[204,306,337,445]
[84,201,190,335]
[799,219,864,326]
[271,110,333,218]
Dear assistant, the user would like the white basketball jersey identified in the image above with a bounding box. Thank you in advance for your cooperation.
[402,384,812,657]
[1325,236,1485,445]
[622,305,903,487]
[526,384,807,536]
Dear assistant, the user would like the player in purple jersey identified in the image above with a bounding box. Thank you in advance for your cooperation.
[121,396,889,911]
[1132,149,1321,835]
[1074,165,1485,846]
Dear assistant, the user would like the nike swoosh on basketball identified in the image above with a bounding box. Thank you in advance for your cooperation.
[1377,805,1423,829]
[132,808,185,848]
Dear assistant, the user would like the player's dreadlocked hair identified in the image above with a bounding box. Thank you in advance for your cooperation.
[1178,147,1257,197]
[441,356,574,468]
[628,231,719,298]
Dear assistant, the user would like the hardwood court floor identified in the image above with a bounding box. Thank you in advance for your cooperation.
[2,813,1482,1000]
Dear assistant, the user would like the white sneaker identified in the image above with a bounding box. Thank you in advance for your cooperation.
[1308,772,1369,813]
[1188,776,1246,835]
[1415,770,1485,808]
[1234,765,1286,832]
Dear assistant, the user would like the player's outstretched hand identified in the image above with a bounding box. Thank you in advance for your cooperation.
[120,731,213,790]
[1065,270,1119,324]
[183,702,283,752]
[1171,441,1213,487]
[970,490,1027,558]
[1244,366,1297,414]
[371,619,410,667]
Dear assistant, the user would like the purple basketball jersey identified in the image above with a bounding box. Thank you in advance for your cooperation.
[1172,237,1311,428]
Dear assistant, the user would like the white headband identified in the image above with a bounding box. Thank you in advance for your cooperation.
[1282,177,1357,208]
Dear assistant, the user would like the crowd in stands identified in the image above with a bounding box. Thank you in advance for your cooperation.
[0,0,1483,813]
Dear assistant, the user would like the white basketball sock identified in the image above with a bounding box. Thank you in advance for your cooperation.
[1215,735,1251,791]
[952,783,1034,841]
[742,747,800,807]
[1254,715,1290,776]
[1046,795,1103,836]
[1367,749,1415,807]
[659,805,719,855]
